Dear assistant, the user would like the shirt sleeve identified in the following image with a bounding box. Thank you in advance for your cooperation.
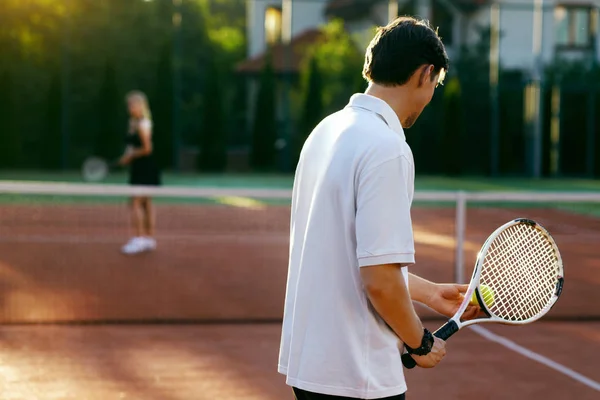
[139,119,153,132]
[356,155,415,267]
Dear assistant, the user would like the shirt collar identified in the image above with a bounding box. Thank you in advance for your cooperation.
[346,93,405,140]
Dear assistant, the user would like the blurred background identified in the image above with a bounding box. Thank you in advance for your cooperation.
[0,1,599,399]
[2,0,600,178]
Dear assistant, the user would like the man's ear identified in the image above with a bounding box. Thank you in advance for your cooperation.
[417,65,435,87]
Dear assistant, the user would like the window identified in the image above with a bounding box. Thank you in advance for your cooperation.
[265,6,282,45]
[555,5,595,48]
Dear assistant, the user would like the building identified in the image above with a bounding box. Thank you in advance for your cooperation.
[236,0,600,175]
[239,0,600,75]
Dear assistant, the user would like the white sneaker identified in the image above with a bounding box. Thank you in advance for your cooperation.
[121,237,147,255]
[143,237,157,251]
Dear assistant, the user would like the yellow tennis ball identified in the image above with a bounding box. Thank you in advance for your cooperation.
[471,285,495,308]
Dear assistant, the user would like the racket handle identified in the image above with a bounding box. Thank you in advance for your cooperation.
[401,353,418,369]
[432,319,459,341]
[401,320,459,369]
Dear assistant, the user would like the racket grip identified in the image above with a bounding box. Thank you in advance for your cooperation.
[432,319,459,341]
[401,320,459,369]
[401,353,418,369]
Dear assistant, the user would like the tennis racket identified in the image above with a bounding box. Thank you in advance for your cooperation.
[402,218,564,369]
[81,156,119,182]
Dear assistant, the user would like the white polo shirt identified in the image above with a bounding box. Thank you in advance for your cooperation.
[278,94,416,399]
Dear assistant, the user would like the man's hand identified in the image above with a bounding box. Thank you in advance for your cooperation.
[411,336,446,368]
[427,284,481,321]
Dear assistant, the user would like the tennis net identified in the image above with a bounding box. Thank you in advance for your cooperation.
[0,180,598,324]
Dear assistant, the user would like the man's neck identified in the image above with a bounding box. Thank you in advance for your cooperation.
[364,83,411,126]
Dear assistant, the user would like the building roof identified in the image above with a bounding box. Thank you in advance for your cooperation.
[236,29,323,75]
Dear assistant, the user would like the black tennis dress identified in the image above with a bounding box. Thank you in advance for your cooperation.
[126,127,161,186]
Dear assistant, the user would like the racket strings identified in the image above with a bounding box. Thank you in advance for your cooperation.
[486,240,547,320]
[480,224,559,321]
[500,226,558,318]
[495,231,539,319]
[504,231,546,309]
[490,226,557,319]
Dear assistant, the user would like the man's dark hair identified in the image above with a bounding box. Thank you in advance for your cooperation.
[362,17,449,87]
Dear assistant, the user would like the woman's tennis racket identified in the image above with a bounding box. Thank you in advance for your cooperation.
[402,218,564,369]
[81,156,119,182]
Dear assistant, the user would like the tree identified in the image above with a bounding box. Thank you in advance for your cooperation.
[0,70,19,169]
[300,20,364,114]
[198,57,227,172]
[440,77,463,176]
[200,0,246,68]
[152,41,175,170]
[454,26,493,175]
[42,70,63,169]
[0,0,249,171]
[95,60,122,160]
[293,56,324,166]
[250,54,277,171]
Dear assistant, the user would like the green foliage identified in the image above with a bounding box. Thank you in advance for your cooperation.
[440,77,463,176]
[542,59,599,176]
[288,19,364,169]
[152,41,175,170]
[295,19,364,115]
[0,70,19,168]
[455,26,491,84]
[198,56,227,172]
[293,56,325,166]
[0,0,66,61]
[450,26,493,175]
[548,59,600,177]
[544,59,600,84]
[250,55,277,171]
[95,61,121,161]
[199,0,246,67]
[0,0,247,171]
[497,86,525,175]
[558,90,588,175]
[42,71,63,170]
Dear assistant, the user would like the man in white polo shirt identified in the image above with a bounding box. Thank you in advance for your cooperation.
[278,17,481,400]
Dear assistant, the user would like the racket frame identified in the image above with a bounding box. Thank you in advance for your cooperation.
[401,218,564,368]
[81,156,115,182]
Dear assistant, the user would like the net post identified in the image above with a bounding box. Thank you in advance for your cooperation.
[455,191,467,283]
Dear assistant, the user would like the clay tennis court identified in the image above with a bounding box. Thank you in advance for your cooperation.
[0,201,598,399]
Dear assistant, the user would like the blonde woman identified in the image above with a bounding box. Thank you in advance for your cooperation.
[119,91,161,255]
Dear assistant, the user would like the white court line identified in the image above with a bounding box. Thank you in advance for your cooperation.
[470,325,600,392]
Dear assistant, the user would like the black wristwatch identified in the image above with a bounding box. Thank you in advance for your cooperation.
[405,328,434,356]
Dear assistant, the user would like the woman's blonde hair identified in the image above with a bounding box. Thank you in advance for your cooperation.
[126,90,152,121]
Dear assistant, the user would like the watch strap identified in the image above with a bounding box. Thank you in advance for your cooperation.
[405,328,434,356]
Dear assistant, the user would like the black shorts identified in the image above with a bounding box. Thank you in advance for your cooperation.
[292,387,406,400]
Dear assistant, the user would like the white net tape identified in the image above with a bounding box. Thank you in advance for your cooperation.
[480,223,561,321]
